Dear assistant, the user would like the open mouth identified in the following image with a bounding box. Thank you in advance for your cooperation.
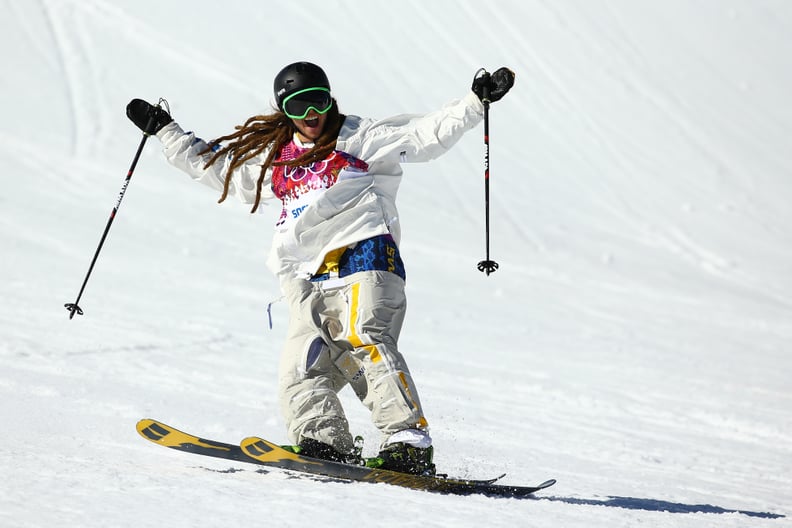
[304,117,320,127]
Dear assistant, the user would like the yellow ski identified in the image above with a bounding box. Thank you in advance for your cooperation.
[137,419,556,497]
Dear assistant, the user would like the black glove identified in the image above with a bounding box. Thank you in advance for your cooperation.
[126,98,173,135]
[471,67,515,103]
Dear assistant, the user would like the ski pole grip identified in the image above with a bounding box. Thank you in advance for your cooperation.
[481,71,492,105]
[143,106,159,136]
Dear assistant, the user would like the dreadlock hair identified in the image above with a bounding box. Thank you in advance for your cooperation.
[201,99,345,213]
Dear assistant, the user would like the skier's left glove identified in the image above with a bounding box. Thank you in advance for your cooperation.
[472,67,515,103]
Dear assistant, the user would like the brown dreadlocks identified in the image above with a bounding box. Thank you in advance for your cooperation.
[202,100,345,213]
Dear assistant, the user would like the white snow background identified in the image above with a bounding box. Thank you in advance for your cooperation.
[1,1,790,526]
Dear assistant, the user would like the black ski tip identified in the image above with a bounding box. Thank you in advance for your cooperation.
[537,479,557,489]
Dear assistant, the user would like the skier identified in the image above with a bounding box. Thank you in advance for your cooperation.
[126,62,514,475]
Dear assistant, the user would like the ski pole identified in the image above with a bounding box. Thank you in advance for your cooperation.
[64,106,159,319]
[476,70,499,276]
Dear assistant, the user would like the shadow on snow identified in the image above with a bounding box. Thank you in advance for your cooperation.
[539,495,784,519]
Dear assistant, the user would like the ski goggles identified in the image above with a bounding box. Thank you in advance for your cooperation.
[281,87,333,120]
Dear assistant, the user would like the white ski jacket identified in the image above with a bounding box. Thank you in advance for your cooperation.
[156,91,484,281]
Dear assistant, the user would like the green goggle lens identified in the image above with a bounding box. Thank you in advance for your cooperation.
[282,87,333,119]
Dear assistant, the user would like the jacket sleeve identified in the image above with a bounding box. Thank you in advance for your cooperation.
[339,91,484,164]
[155,121,274,205]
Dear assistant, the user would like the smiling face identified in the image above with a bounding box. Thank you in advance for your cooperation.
[291,109,328,142]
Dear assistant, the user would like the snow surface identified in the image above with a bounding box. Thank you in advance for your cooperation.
[2,0,790,526]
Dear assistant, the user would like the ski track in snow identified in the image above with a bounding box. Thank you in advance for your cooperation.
[2,1,791,527]
[39,0,94,157]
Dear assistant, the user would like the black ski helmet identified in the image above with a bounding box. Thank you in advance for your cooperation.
[273,62,331,111]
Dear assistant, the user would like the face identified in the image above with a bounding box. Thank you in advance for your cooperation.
[291,110,328,142]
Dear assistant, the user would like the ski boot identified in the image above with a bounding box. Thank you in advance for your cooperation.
[281,436,364,465]
[366,443,436,476]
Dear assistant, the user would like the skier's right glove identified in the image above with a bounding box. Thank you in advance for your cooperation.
[471,67,515,103]
[126,99,173,135]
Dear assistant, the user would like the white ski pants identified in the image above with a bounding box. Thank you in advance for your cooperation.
[278,270,429,454]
